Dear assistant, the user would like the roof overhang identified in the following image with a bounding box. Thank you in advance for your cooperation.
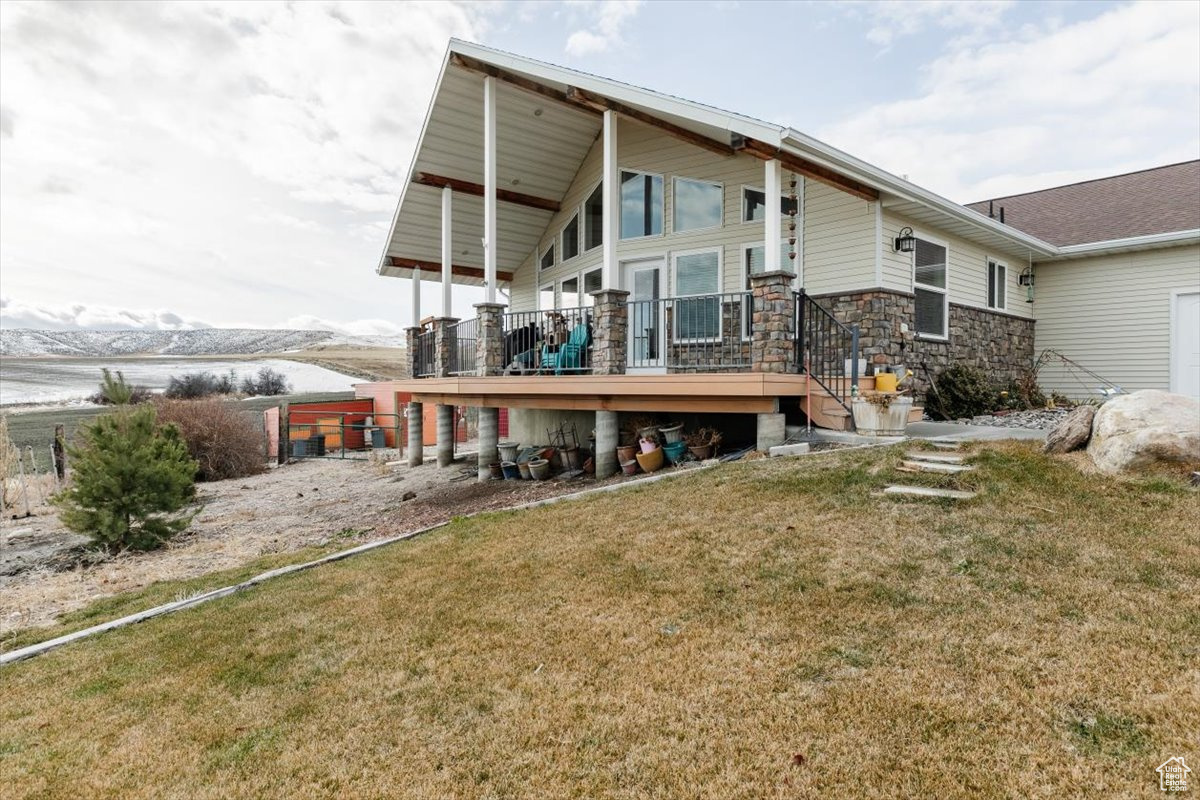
[1042,229,1200,261]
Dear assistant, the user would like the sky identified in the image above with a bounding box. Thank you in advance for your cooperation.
[1,0,1197,334]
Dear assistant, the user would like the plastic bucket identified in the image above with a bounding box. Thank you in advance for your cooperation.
[659,424,684,444]
[663,440,687,464]
[528,458,551,480]
[501,461,520,480]
[497,442,520,462]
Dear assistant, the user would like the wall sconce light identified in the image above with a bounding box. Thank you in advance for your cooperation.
[893,226,916,253]
[1019,266,1035,303]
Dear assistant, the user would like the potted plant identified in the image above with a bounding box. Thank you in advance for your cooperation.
[685,427,722,460]
[851,391,914,436]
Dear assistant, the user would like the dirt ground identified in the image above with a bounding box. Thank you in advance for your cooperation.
[0,451,621,633]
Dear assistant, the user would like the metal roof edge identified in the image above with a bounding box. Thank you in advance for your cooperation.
[1048,229,1200,259]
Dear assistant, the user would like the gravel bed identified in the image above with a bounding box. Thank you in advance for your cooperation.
[944,408,1073,430]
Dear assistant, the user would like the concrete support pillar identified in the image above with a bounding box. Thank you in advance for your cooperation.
[474,302,507,376]
[433,317,459,377]
[436,404,454,468]
[756,412,786,452]
[405,326,422,379]
[590,289,629,375]
[594,410,619,478]
[407,401,424,467]
[750,270,796,373]
[477,407,499,481]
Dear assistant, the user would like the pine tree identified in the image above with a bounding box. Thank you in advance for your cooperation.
[97,368,135,405]
[52,406,198,552]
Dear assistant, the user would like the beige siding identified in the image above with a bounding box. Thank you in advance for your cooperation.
[1034,244,1200,399]
[880,211,1034,320]
[802,182,875,294]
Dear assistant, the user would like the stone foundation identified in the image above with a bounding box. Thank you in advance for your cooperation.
[812,289,1036,394]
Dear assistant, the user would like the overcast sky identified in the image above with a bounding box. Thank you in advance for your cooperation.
[1,0,1197,333]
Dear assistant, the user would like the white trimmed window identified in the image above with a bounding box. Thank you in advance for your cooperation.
[559,276,580,309]
[620,170,663,239]
[583,183,603,251]
[671,248,722,341]
[913,236,948,338]
[562,213,580,261]
[743,241,797,288]
[672,177,723,233]
[987,258,1007,310]
[539,243,554,272]
[539,283,555,311]
[582,268,602,307]
[742,187,799,223]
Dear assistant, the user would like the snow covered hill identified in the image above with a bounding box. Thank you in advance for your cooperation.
[0,329,405,357]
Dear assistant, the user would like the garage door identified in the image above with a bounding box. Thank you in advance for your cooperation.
[1172,291,1200,399]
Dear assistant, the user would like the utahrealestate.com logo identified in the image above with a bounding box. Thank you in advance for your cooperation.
[1157,757,1192,792]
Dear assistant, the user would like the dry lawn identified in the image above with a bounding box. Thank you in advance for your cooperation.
[2,442,1197,799]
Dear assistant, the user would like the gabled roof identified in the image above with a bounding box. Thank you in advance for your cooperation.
[966,161,1200,247]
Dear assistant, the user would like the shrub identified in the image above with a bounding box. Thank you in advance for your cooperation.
[928,365,996,420]
[164,370,237,400]
[240,366,291,397]
[88,368,152,405]
[998,369,1048,411]
[52,406,197,552]
[154,398,267,481]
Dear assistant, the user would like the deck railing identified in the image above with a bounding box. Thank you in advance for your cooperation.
[499,306,594,375]
[794,289,860,415]
[627,292,751,371]
[412,329,435,378]
[448,317,478,376]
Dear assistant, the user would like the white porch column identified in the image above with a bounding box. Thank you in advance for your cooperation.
[441,185,453,317]
[411,267,421,327]
[602,109,619,290]
[764,158,782,273]
[483,75,498,304]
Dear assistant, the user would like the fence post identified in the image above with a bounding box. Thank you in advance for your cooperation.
[53,424,66,481]
[432,317,459,378]
[474,302,507,376]
[590,289,629,375]
[750,271,795,373]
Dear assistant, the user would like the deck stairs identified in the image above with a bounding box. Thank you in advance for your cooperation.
[801,376,924,432]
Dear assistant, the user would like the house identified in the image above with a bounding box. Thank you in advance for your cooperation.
[357,39,1200,479]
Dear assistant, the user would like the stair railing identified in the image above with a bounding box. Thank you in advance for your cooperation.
[794,290,861,421]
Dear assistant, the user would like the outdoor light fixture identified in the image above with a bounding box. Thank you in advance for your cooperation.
[893,226,916,253]
[1019,266,1035,303]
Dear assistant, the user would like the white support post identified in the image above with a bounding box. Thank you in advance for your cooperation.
[441,185,453,317]
[483,75,498,304]
[765,158,781,273]
[602,109,619,291]
[411,268,421,327]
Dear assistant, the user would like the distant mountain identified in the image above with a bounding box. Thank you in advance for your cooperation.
[0,328,405,358]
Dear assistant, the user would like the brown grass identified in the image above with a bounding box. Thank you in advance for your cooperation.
[1,442,1197,798]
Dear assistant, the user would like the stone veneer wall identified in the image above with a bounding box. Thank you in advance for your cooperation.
[812,289,1035,395]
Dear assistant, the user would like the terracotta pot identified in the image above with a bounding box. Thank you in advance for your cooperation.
[562,446,581,470]
[488,462,504,480]
[582,457,595,474]
[688,444,713,461]
[635,445,664,473]
[620,459,639,476]
[616,444,637,463]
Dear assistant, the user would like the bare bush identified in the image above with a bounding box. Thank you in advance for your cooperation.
[164,370,238,400]
[240,366,291,397]
[153,398,267,481]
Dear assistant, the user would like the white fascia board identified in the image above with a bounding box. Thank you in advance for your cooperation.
[1048,229,1200,259]
[449,39,784,145]
[780,128,1059,258]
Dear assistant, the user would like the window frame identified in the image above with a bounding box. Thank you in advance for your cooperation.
[671,176,724,235]
[987,257,1007,311]
[557,274,581,310]
[618,168,665,241]
[581,267,603,307]
[539,242,555,273]
[911,231,949,340]
[561,212,581,263]
[740,185,800,224]
[538,281,556,312]
[669,246,724,343]
[582,180,604,253]
[741,240,795,339]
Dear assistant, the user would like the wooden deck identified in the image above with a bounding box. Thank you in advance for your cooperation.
[355,373,875,414]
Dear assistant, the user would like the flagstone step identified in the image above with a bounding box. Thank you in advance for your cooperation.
[905,451,965,463]
[928,441,962,450]
[900,460,976,474]
[883,485,977,500]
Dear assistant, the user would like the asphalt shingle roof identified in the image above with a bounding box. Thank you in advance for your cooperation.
[965,161,1200,247]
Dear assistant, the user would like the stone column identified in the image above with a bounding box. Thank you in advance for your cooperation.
[405,326,423,379]
[751,271,795,373]
[406,401,424,467]
[436,404,454,467]
[756,411,786,452]
[477,407,499,481]
[594,410,619,478]
[432,317,459,377]
[474,302,507,376]
[590,289,630,375]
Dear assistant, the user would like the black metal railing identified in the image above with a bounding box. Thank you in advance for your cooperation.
[499,306,593,374]
[413,329,435,378]
[794,290,860,416]
[627,292,751,371]
[448,317,478,376]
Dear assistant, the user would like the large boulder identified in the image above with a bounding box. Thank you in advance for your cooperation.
[1087,390,1200,473]
[1044,404,1096,453]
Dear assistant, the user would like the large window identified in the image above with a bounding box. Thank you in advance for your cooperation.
[742,187,799,222]
[539,244,554,272]
[673,177,723,233]
[987,258,1007,310]
[672,249,721,341]
[620,170,663,239]
[562,214,580,261]
[913,237,948,338]
[539,283,555,311]
[583,183,603,251]
[582,268,602,307]
[559,276,580,309]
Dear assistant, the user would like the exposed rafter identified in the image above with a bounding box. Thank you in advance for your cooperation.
[564,87,736,157]
[736,137,880,202]
[414,172,560,213]
[450,53,600,117]
[388,256,514,284]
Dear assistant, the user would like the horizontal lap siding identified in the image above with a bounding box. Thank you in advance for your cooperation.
[801,182,875,294]
[1034,244,1200,398]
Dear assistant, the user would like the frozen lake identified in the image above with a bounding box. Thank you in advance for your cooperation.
[0,357,360,406]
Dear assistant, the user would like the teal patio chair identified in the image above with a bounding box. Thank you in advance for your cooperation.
[541,322,591,374]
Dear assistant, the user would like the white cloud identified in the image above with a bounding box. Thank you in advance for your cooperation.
[853,0,1013,48]
[565,0,641,57]
[278,315,406,337]
[818,1,1200,201]
[0,297,211,331]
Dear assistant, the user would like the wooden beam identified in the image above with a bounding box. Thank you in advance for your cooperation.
[414,172,559,213]
[408,391,779,414]
[737,137,879,202]
[450,53,601,117]
[388,256,513,284]
[565,87,736,157]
